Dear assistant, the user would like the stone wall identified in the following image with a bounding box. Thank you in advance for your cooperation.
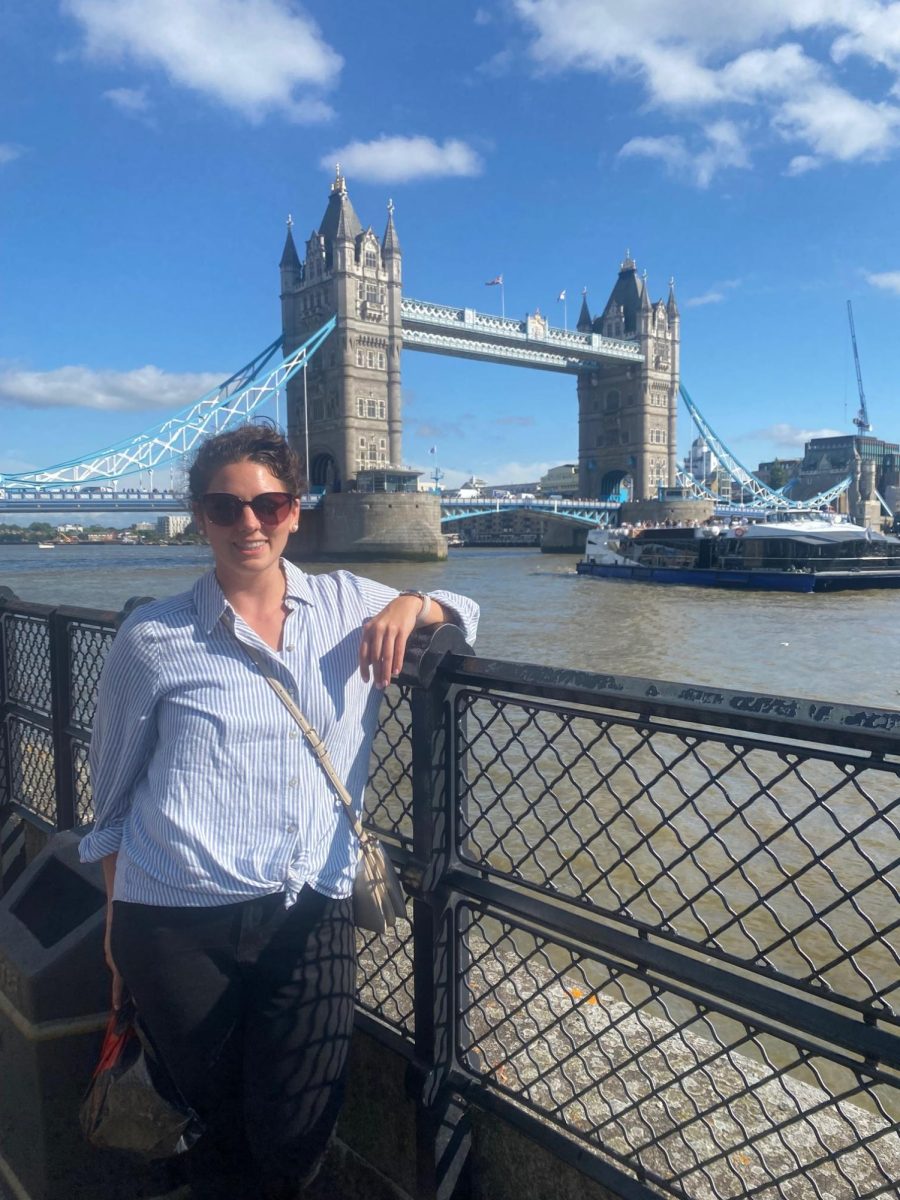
[287,494,447,561]
[310,1029,623,1200]
[323,493,446,561]
[620,497,714,526]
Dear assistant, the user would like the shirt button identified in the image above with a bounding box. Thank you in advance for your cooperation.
[286,823,298,834]
[289,730,300,739]
[288,778,299,788]
[284,643,295,651]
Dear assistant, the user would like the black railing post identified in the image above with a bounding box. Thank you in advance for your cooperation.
[399,623,474,1200]
[48,608,76,832]
[0,587,16,812]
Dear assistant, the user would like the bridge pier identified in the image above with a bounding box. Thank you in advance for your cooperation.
[620,496,714,526]
[540,522,589,554]
[288,492,447,562]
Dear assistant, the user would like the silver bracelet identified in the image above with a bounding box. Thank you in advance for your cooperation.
[398,589,433,626]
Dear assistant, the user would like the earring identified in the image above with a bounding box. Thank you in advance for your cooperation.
[290,525,298,533]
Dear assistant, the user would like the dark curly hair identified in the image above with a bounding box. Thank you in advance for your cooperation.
[187,420,305,502]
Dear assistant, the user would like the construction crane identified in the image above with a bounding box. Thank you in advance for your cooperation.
[847,300,872,433]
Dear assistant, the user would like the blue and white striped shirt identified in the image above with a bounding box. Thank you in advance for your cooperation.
[79,562,479,907]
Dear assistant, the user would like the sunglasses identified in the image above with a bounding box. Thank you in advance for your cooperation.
[200,491,296,528]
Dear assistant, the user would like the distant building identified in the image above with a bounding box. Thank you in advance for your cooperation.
[795,434,899,515]
[353,467,420,493]
[539,464,579,497]
[683,437,719,484]
[486,480,540,497]
[157,514,192,538]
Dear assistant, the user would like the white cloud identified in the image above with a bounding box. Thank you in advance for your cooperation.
[511,1,900,174]
[785,153,821,174]
[619,119,749,186]
[776,86,900,161]
[685,290,725,307]
[64,0,342,122]
[0,364,223,412]
[753,422,845,448]
[0,143,24,165]
[832,7,900,73]
[103,86,151,114]
[321,136,483,183]
[865,270,900,294]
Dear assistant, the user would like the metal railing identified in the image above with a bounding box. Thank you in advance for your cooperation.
[1,589,898,1200]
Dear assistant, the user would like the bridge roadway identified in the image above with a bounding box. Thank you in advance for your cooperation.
[0,493,621,528]
[1,493,754,528]
[0,494,324,516]
[400,298,643,372]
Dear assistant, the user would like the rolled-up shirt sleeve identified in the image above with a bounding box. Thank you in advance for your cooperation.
[352,575,479,645]
[79,616,160,862]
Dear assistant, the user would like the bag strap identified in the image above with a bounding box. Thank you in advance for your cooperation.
[220,614,364,842]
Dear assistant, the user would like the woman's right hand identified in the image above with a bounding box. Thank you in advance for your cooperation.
[104,906,124,1010]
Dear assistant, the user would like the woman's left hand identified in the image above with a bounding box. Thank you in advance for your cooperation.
[359,594,435,688]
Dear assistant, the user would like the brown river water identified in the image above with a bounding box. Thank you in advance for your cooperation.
[2,541,898,708]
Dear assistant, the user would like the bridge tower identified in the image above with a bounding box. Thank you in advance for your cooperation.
[280,171,402,490]
[576,256,679,501]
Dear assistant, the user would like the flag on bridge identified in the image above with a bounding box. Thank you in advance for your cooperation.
[428,445,437,455]
[485,275,503,286]
[557,290,566,301]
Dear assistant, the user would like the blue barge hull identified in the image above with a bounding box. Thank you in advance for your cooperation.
[575,561,900,592]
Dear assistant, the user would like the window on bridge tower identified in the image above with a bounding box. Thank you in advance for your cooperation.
[365,250,377,269]
[606,390,620,411]
[366,283,378,305]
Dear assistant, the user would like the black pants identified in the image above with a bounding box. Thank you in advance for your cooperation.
[111,886,356,1199]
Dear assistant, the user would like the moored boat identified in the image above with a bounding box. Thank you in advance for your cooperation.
[577,511,900,592]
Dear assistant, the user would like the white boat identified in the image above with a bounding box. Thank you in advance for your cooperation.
[36,542,55,549]
[578,510,900,592]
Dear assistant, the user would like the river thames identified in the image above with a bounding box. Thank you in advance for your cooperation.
[1,541,898,710]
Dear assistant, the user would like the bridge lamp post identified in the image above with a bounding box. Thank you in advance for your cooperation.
[302,359,310,494]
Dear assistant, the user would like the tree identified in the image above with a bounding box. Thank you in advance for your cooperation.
[767,460,790,490]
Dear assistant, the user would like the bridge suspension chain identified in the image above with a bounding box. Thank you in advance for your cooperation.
[1,318,336,489]
[679,383,851,510]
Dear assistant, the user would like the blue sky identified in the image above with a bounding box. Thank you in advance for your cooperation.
[2,0,900,491]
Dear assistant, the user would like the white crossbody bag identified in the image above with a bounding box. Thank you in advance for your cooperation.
[224,619,407,934]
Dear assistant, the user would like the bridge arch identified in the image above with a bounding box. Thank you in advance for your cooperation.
[309,451,340,492]
[600,469,632,502]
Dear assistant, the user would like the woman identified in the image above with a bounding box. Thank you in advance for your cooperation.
[79,423,479,1199]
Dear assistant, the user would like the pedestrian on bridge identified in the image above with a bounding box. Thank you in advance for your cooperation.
[79,421,479,1199]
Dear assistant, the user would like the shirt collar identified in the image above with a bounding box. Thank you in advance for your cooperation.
[193,560,316,634]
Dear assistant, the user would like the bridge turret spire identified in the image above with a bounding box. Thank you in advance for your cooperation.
[279,216,301,272]
[667,277,679,318]
[319,172,363,249]
[576,289,592,332]
[382,197,400,256]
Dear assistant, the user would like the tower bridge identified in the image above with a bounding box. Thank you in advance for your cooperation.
[280,170,679,502]
[1,171,851,543]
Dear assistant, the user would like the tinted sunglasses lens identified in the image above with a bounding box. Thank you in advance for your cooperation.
[201,492,294,527]
[251,493,292,525]
[202,494,242,525]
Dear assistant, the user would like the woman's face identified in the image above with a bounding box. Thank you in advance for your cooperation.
[194,458,300,586]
